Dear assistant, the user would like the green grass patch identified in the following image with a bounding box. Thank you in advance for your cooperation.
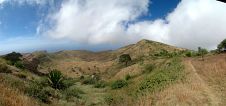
[94,80,107,88]
[62,87,85,100]
[138,58,184,94]
[111,80,128,89]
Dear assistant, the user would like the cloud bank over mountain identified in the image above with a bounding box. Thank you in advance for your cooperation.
[37,0,226,50]
[1,0,226,52]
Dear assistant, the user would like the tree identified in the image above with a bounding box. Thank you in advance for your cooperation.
[119,54,132,66]
[4,52,22,65]
[217,39,226,53]
[198,47,208,60]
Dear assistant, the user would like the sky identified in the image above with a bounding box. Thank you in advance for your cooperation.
[0,0,226,54]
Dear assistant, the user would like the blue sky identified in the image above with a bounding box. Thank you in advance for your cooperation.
[0,0,180,54]
[0,0,180,38]
[0,0,226,54]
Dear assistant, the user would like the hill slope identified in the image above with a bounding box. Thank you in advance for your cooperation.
[32,39,184,78]
[1,39,226,106]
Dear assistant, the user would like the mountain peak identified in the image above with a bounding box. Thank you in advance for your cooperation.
[137,39,151,44]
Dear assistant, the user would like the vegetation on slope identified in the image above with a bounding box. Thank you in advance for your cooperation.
[2,39,223,106]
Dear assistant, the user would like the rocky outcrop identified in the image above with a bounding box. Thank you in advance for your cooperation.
[22,54,44,75]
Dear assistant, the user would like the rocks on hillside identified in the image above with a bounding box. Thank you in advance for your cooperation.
[22,54,43,75]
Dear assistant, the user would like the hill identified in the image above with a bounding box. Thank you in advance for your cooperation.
[1,39,226,106]
[30,39,184,77]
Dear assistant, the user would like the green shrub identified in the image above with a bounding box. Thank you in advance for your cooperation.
[198,47,208,60]
[125,74,131,80]
[0,63,11,73]
[42,87,59,98]
[82,77,96,84]
[104,95,114,105]
[62,78,77,89]
[38,77,50,87]
[47,70,75,90]
[154,49,169,57]
[14,61,25,69]
[138,58,184,93]
[119,54,132,66]
[143,64,155,73]
[26,82,51,103]
[4,52,22,65]
[48,69,65,89]
[63,87,85,100]
[17,73,27,79]
[81,75,100,85]
[94,81,106,88]
[80,75,84,80]
[185,51,192,57]
[26,77,66,103]
[111,80,128,89]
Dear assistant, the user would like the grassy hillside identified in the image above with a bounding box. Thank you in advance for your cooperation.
[1,39,226,106]
[32,39,186,78]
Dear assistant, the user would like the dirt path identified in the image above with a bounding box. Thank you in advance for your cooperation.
[187,60,221,105]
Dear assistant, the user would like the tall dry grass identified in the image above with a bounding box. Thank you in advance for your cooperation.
[0,83,38,106]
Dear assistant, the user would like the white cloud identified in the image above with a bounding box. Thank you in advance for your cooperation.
[0,0,5,4]
[126,19,169,43]
[0,0,51,5]
[39,0,226,50]
[166,0,226,49]
[40,0,149,45]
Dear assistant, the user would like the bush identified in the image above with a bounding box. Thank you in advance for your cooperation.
[26,82,51,103]
[4,52,22,65]
[48,70,65,89]
[82,77,96,85]
[197,47,208,60]
[26,76,76,103]
[111,80,128,89]
[80,75,84,80]
[14,61,25,69]
[63,87,85,100]
[17,73,27,79]
[62,78,77,89]
[0,63,11,73]
[104,95,114,105]
[81,75,100,85]
[125,74,131,80]
[143,64,155,73]
[94,81,106,88]
[154,49,169,57]
[119,54,132,66]
[185,51,192,57]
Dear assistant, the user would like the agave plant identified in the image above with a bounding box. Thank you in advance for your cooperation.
[48,69,64,89]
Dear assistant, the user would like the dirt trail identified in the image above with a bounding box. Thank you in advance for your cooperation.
[187,60,221,105]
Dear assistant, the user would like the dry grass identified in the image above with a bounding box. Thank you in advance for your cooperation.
[112,64,142,80]
[137,94,153,106]
[37,39,184,79]
[135,58,222,106]
[0,81,38,106]
[115,39,184,59]
[53,60,114,78]
[191,53,226,105]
